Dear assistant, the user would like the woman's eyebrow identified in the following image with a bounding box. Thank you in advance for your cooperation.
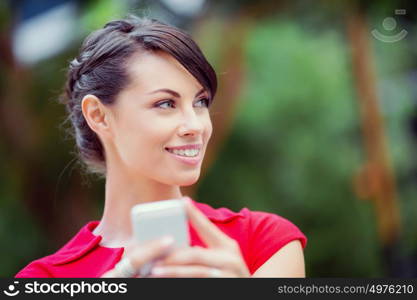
[195,88,205,97]
[147,88,180,98]
[147,88,205,98]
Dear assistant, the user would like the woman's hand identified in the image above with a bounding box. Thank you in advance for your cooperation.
[149,198,250,278]
[100,236,174,278]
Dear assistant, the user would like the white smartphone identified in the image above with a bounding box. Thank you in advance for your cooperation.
[130,198,190,276]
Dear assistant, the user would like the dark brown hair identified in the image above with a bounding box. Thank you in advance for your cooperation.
[60,15,217,175]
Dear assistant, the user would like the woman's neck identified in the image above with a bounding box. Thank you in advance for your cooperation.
[92,164,183,248]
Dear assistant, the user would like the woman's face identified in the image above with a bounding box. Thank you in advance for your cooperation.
[105,51,213,186]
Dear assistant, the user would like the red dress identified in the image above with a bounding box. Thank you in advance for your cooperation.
[15,200,307,277]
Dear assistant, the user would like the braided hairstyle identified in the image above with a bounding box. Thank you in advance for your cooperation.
[60,15,217,175]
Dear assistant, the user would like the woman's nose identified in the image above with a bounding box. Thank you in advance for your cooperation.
[178,111,204,137]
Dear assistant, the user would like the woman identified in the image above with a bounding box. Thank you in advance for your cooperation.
[15,15,307,278]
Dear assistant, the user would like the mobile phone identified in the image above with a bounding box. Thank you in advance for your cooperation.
[130,198,190,276]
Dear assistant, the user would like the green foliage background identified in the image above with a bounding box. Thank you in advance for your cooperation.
[198,18,383,277]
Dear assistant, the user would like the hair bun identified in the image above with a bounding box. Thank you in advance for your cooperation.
[104,20,134,33]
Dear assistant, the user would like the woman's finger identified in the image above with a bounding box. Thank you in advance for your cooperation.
[129,236,174,267]
[149,265,225,278]
[100,236,174,278]
[158,247,239,271]
[183,197,233,248]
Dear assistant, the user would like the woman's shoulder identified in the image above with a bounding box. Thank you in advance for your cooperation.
[191,199,247,223]
[246,210,307,246]
[192,200,306,242]
[15,221,107,278]
[193,200,307,274]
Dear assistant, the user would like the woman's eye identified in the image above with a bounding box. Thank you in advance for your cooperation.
[195,98,210,108]
[156,100,175,109]
[155,98,210,109]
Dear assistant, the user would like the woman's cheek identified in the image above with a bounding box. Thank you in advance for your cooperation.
[204,119,213,142]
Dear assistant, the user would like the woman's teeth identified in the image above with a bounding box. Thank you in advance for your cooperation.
[167,148,199,157]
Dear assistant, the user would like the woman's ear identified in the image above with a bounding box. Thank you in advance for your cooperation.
[81,94,111,137]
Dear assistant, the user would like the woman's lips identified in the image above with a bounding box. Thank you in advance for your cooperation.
[165,147,202,166]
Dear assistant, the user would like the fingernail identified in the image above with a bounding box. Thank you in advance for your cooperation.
[183,198,193,208]
[182,196,191,203]
[151,267,165,275]
[160,236,174,246]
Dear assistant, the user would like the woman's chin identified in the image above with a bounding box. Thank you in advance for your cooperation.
[179,181,197,187]
[178,177,199,186]
[174,173,200,186]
